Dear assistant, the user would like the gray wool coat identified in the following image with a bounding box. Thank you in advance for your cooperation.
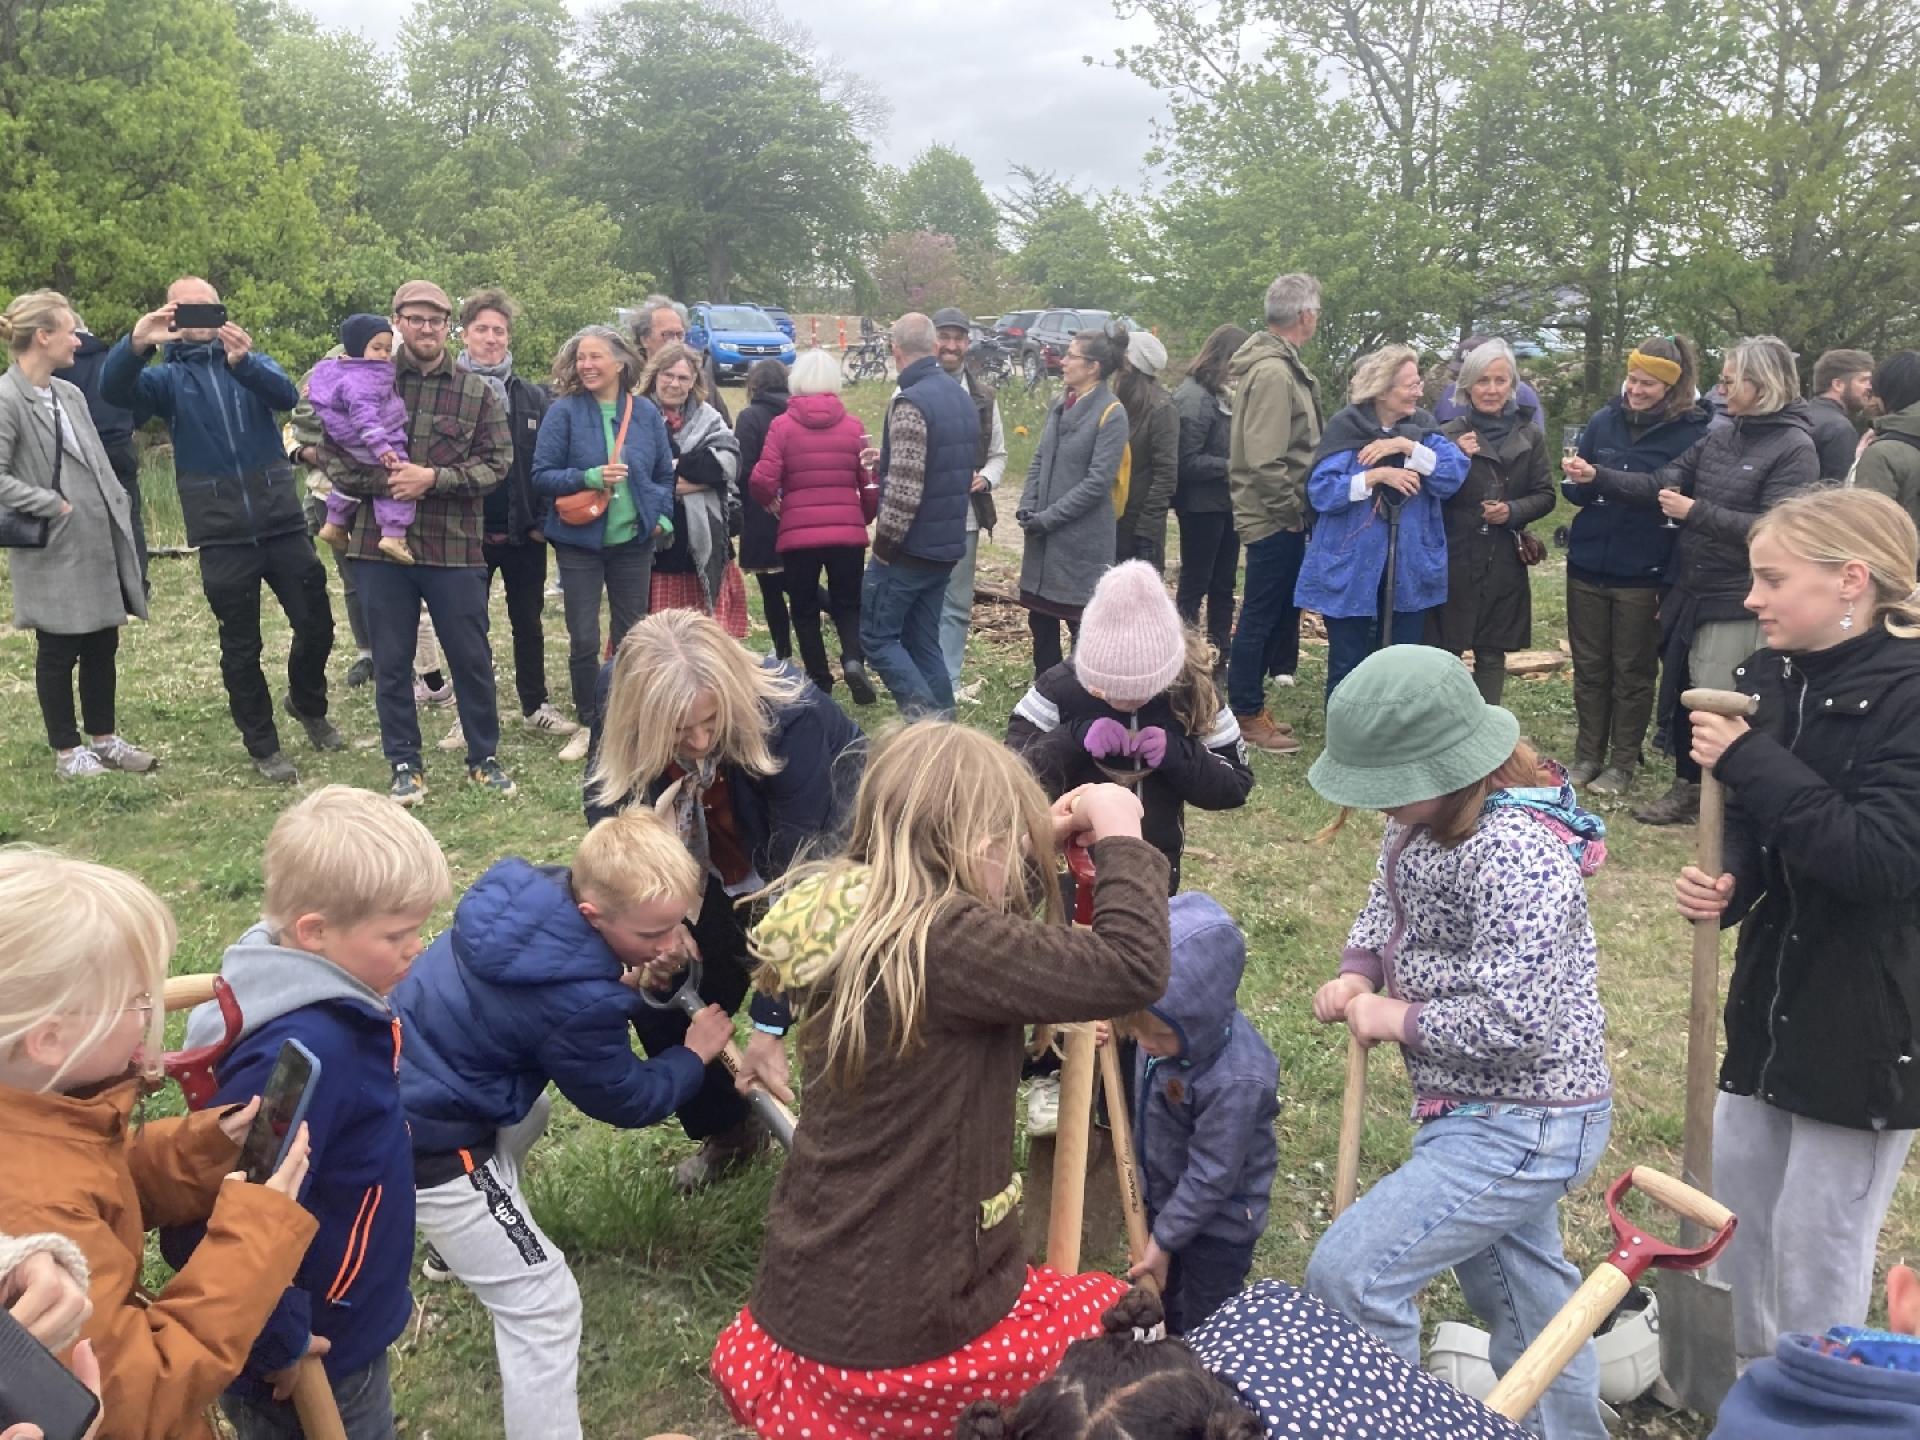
[0,365,147,634]
[1018,381,1129,610]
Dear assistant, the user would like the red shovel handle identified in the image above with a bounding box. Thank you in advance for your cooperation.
[1602,1165,1737,1286]
[1065,837,1096,926]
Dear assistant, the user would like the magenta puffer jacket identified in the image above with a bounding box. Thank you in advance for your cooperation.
[749,392,876,552]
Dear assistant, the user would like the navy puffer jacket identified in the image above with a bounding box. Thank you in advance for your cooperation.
[1562,394,1712,587]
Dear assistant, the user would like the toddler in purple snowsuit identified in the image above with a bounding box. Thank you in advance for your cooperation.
[313,313,416,564]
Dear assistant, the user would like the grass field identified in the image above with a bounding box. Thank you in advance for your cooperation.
[2,377,1913,1438]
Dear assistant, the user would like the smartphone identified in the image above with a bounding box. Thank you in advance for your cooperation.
[237,1038,321,1184]
[170,301,228,331]
[0,1308,101,1440]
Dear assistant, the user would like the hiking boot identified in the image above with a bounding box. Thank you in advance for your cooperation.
[468,756,517,797]
[1567,759,1604,788]
[90,734,157,772]
[282,696,346,752]
[673,1115,768,1193]
[841,659,878,707]
[437,717,466,753]
[317,522,351,553]
[253,751,299,785]
[54,747,109,780]
[1589,764,1637,797]
[376,536,416,565]
[1241,710,1301,754]
[522,702,580,736]
[558,728,592,763]
[346,654,375,688]
[1634,779,1700,827]
[1026,1074,1061,1137]
[415,677,455,708]
[389,763,427,806]
[420,1244,454,1284]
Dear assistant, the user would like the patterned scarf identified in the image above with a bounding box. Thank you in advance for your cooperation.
[457,350,513,406]
[1483,760,1609,877]
[664,755,722,876]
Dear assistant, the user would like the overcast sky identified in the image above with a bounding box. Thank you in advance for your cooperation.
[298,0,1169,195]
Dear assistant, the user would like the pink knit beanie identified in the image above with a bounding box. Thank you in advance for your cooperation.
[1073,561,1187,706]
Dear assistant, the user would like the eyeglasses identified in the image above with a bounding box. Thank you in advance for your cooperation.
[396,313,449,332]
[123,992,154,1018]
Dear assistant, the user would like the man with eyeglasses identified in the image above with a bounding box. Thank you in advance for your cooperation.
[316,279,515,805]
[104,275,339,785]
[630,294,730,424]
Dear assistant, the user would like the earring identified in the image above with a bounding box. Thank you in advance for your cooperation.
[1841,601,1856,632]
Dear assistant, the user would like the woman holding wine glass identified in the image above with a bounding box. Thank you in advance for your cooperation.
[1563,335,1816,826]
[1430,339,1553,704]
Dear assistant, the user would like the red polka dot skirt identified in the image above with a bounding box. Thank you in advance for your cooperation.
[711,1265,1127,1439]
[649,563,750,639]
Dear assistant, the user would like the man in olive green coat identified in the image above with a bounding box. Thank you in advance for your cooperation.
[1225,273,1323,752]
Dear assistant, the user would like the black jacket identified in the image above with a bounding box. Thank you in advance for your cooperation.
[1172,376,1232,515]
[1805,394,1861,482]
[1007,664,1255,892]
[1562,396,1712,588]
[1716,628,1920,1131]
[55,333,135,453]
[733,389,789,572]
[484,374,551,544]
[1430,408,1554,654]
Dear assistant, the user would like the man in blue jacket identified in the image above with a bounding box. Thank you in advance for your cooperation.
[393,808,732,1440]
[104,277,339,783]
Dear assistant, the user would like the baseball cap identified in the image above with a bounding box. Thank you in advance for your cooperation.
[931,307,971,332]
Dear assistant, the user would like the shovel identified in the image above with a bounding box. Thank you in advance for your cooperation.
[1332,1033,1370,1218]
[1654,686,1757,1416]
[637,954,798,1149]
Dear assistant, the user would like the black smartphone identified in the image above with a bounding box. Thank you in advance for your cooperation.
[0,1307,100,1440]
[170,301,228,331]
[237,1038,321,1184]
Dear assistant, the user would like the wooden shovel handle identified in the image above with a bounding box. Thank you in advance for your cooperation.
[1484,1263,1634,1421]
[291,1354,348,1440]
[1332,1033,1368,1217]
[1046,1024,1098,1274]
[1682,769,1727,1205]
[1098,1039,1156,1290]
[163,973,218,1012]
[1630,1166,1736,1234]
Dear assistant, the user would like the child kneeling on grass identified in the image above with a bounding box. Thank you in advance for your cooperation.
[709,724,1173,1440]
[1304,646,1613,1440]
[0,848,318,1440]
[164,786,451,1440]
[392,808,734,1440]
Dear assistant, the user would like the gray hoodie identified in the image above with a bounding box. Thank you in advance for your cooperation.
[184,923,392,1050]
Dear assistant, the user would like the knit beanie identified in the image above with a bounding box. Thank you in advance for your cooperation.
[1074,561,1186,706]
[340,313,391,359]
[1127,330,1168,378]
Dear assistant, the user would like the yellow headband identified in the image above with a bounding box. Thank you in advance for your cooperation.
[1627,350,1682,386]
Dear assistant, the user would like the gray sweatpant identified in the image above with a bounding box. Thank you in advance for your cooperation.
[414,1093,583,1440]
[1714,1090,1915,1368]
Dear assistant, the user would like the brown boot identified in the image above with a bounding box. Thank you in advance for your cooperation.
[672,1114,769,1193]
[1633,779,1700,827]
[377,535,417,565]
[317,521,351,553]
[1241,710,1302,754]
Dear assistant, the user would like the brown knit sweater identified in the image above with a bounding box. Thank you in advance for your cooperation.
[748,836,1171,1369]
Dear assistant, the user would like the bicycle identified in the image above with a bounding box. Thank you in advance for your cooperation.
[844,334,891,384]
[969,335,1013,387]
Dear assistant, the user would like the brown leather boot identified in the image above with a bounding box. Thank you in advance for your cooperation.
[1240,710,1301,754]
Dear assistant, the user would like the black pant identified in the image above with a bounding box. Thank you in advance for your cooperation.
[555,539,653,727]
[104,442,148,589]
[356,560,499,770]
[1175,509,1239,661]
[1160,1231,1257,1335]
[304,494,368,651]
[484,538,549,716]
[629,872,753,1140]
[198,534,334,759]
[755,571,794,659]
[1029,610,1081,675]
[782,545,865,687]
[35,627,119,750]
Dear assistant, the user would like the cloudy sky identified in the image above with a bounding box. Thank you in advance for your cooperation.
[299,0,1170,195]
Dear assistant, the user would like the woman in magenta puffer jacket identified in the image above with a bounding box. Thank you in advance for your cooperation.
[750,349,879,701]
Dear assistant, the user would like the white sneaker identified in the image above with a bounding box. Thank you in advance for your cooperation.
[90,734,157,772]
[558,728,592,763]
[522,702,580,736]
[55,747,110,779]
[1273,673,1297,688]
[1025,1074,1061,1137]
[437,717,465,752]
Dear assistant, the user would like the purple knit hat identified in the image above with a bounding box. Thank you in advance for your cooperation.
[1073,561,1187,706]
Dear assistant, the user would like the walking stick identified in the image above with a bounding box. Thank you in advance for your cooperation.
[1376,487,1406,655]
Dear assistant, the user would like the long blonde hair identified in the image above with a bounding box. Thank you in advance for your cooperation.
[1750,489,1920,639]
[755,722,1064,1088]
[0,847,175,1091]
[1166,629,1221,737]
[589,609,809,808]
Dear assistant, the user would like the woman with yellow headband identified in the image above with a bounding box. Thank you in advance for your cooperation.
[1556,337,1711,796]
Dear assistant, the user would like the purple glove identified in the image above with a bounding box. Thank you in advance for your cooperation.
[1133,725,1169,768]
[1083,716,1129,760]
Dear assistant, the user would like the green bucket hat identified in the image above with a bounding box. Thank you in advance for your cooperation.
[1308,646,1521,810]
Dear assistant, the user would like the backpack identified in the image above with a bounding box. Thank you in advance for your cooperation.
[1100,400,1131,516]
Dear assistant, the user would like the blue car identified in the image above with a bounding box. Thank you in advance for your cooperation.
[688,303,796,378]
[745,302,797,340]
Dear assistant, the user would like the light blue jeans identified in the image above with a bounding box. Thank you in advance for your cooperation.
[1306,1098,1614,1440]
[860,555,955,718]
[940,526,980,689]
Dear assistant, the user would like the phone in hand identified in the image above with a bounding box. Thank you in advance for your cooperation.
[0,1307,100,1440]
[238,1038,321,1184]
[170,302,228,331]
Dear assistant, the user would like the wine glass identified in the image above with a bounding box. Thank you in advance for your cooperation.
[1660,481,1683,530]
[1563,424,1599,505]
[1478,475,1504,536]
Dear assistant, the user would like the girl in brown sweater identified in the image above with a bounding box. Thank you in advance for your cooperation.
[710,722,1172,1440]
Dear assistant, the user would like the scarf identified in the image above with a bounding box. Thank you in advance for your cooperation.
[667,401,741,609]
[456,350,513,406]
[1483,760,1609,877]
[663,755,722,877]
[1465,396,1528,452]
[1313,401,1438,469]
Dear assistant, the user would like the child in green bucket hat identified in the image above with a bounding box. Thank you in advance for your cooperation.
[1304,645,1615,1440]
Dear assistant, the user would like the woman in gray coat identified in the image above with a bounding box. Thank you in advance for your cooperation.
[1016,325,1131,674]
[0,290,153,778]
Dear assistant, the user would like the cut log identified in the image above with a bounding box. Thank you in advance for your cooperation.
[1507,649,1569,676]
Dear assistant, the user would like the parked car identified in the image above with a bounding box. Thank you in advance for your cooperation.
[687,303,798,378]
[744,301,797,339]
[994,309,1042,350]
[1018,308,1112,383]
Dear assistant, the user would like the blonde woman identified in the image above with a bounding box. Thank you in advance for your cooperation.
[710,727,1168,1439]
[639,342,749,637]
[586,609,864,1189]
[1673,487,1920,1367]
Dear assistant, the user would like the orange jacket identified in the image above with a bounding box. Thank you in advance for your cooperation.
[0,1077,318,1440]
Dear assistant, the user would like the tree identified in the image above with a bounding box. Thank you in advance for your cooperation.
[887,146,1002,252]
[871,231,965,312]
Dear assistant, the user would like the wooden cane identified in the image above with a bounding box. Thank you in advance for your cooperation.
[1098,1040,1157,1291]
[1331,1033,1369,1217]
[1045,1023,1098,1274]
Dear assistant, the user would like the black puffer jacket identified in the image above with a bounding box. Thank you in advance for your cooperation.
[1172,376,1232,514]
[1596,403,1819,608]
[1715,627,1920,1131]
[733,387,789,572]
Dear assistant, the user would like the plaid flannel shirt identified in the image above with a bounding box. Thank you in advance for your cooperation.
[320,345,508,568]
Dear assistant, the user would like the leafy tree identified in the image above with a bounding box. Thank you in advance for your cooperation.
[871,230,965,312]
[887,145,1003,252]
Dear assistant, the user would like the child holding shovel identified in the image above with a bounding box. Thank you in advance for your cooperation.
[1674,487,1920,1369]
[1304,645,1613,1440]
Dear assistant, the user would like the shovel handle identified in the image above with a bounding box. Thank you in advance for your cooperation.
[1098,1039,1157,1290]
[291,1354,348,1440]
[1485,1262,1634,1421]
[1629,1165,1735,1234]
[163,973,218,1012]
[1046,1024,1098,1274]
[1332,1033,1368,1217]
[1682,767,1727,1206]
[670,992,797,1148]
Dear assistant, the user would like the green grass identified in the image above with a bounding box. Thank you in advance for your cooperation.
[4,382,1912,1438]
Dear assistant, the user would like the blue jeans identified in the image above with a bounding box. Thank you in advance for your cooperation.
[1322,609,1429,699]
[223,1351,397,1440]
[1227,528,1305,716]
[1306,1099,1614,1440]
[940,528,980,689]
[355,561,500,770]
[860,556,954,717]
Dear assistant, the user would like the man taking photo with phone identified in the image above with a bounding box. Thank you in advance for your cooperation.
[104,276,340,785]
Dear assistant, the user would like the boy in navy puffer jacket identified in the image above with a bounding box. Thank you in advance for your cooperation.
[392,807,731,1440]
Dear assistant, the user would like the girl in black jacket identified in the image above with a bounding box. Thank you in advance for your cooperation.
[1675,487,1920,1368]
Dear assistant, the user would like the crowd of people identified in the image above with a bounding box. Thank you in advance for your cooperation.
[4,266,1920,1440]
